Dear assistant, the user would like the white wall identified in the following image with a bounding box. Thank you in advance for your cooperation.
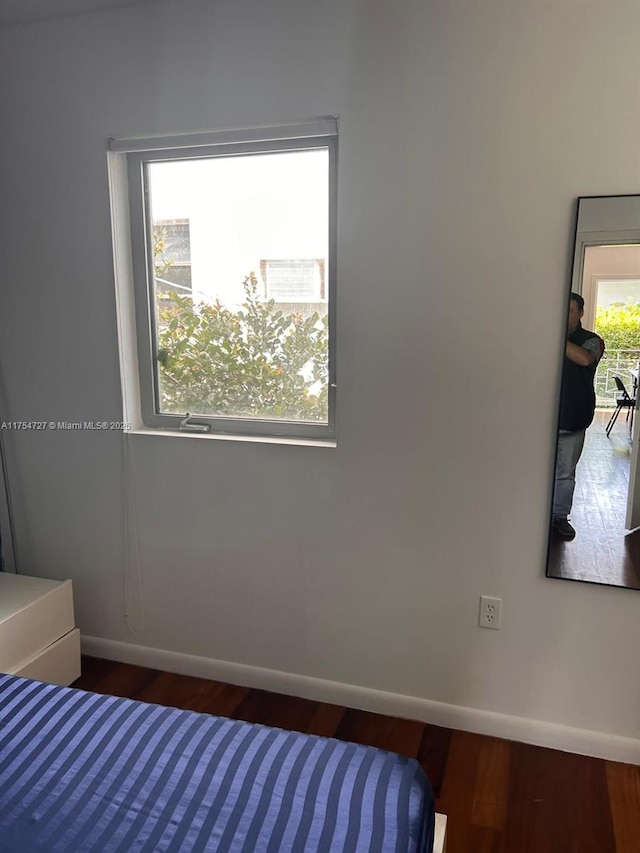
[1,0,639,751]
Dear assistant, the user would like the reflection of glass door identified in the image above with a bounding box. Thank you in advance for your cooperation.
[594,275,640,407]
[581,245,640,531]
[581,243,640,325]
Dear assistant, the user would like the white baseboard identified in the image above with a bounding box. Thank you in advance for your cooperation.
[81,636,640,765]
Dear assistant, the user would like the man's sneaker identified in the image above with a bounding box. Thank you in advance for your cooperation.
[552,517,576,540]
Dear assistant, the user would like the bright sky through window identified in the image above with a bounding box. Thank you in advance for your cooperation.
[148,150,329,308]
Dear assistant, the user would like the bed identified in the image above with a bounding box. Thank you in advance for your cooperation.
[0,673,439,852]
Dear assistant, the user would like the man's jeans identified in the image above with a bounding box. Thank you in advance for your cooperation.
[553,429,586,519]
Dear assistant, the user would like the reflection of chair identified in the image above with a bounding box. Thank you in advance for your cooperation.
[605,376,636,437]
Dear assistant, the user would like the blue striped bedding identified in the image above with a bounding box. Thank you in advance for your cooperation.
[0,674,434,852]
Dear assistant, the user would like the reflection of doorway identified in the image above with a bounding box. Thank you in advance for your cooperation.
[580,244,640,533]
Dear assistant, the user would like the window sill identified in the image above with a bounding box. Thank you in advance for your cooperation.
[127,427,337,449]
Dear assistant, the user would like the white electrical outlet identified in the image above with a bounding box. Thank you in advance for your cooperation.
[479,595,502,629]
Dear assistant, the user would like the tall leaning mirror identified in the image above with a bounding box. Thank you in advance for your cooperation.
[547,195,640,590]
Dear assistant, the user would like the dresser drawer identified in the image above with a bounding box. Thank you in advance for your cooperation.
[0,574,76,676]
[11,628,81,686]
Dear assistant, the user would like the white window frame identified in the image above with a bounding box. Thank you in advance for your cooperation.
[109,118,338,442]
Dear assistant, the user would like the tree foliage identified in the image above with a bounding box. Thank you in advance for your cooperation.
[156,272,329,422]
[595,302,640,351]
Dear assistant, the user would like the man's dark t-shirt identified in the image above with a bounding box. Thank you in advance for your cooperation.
[558,324,603,432]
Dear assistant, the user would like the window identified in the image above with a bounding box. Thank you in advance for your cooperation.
[260,259,325,303]
[113,118,337,440]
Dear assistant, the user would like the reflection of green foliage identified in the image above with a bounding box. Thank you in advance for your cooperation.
[156,272,328,421]
[595,302,640,351]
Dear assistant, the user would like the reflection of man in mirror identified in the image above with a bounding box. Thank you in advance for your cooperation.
[552,292,605,540]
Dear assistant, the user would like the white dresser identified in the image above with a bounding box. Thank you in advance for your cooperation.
[0,572,81,686]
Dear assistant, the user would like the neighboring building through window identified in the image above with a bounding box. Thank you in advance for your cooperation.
[153,219,192,295]
[112,118,337,441]
[260,258,325,304]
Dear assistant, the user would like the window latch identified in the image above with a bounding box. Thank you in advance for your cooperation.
[179,414,211,433]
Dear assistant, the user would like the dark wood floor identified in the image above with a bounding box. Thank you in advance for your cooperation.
[547,410,640,590]
[74,657,640,853]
